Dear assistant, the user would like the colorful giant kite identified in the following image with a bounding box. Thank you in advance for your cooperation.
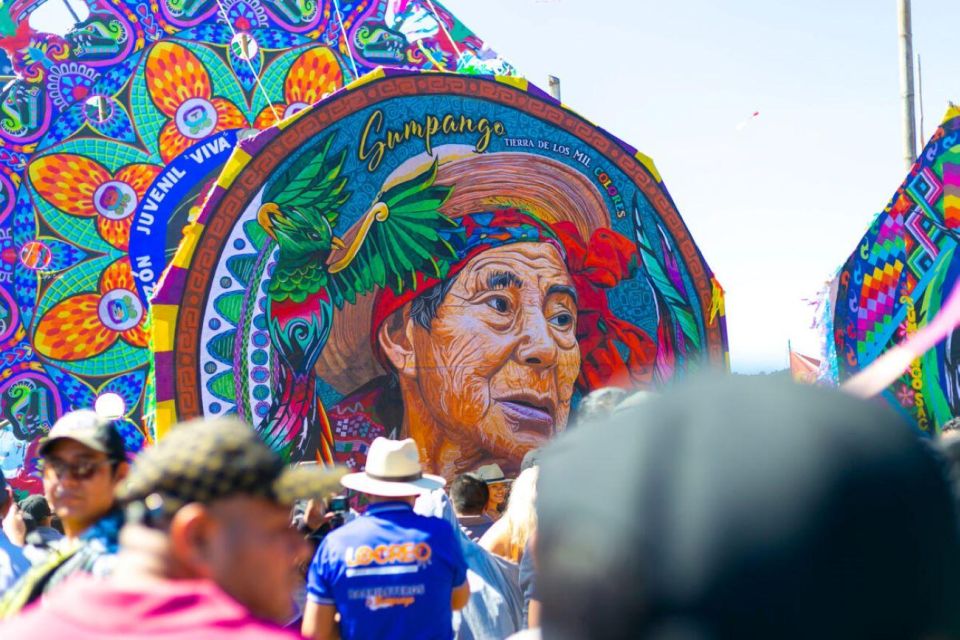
[153,70,728,478]
[0,0,513,492]
[831,106,960,433]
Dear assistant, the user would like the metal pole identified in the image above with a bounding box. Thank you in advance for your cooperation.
[917,53,925,146]
[897,0,917,170]
[547,75,561,101]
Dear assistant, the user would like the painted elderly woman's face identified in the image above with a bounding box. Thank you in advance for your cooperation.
[409,242,581,469]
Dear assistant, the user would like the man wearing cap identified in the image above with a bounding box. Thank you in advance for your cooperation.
[0,409,128,616]
[0,416,343,638]
[18,494,63,563]
[302,437,470,640]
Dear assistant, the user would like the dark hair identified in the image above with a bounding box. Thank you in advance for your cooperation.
[0,475,8,511]
[450,474,489,515]
[942,417,960,434]
[409,276,458,330]
[376,275,457,434]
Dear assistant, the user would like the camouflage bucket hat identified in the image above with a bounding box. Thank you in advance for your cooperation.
[117,417,345,522]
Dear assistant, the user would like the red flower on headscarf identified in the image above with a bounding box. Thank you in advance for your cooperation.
[551,221,657,392]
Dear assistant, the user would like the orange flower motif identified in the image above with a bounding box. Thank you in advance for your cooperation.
[34,259,149,362]
[254,47,344,129]
[146,41,250,163]
[29,154,162,251]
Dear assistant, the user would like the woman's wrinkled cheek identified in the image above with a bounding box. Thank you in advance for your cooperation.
[418,314,507,432]
[555,344,581,430]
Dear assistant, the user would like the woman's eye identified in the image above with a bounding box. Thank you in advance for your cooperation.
[485,296,510,313]
[550,313,573,328]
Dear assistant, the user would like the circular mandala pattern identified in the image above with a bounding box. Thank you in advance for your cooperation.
[153,71,729,473]
[0,0,520,491]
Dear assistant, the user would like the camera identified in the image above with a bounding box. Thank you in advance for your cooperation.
[327,495,348,529]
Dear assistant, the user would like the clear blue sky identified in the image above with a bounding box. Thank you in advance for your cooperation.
[35,0,960,372]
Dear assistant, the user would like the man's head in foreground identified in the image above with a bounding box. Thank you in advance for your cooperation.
[39,410,128,538]
[116,417,343,622]
[537,375,960,640]
[450,473,489,517]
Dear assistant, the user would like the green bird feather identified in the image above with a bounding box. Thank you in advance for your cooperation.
[259,132,351,304]
[327,159,460,307]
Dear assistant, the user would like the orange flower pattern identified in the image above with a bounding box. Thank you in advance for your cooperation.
[146,41,250,162]
[34,259,149,361]
[254,47,344,129]
[29,154,162,251]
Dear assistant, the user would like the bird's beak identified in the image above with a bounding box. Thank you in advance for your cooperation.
[331,236,346,250]
[257,203,279,240]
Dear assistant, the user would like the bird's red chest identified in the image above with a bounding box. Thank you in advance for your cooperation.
[269,289,331,327]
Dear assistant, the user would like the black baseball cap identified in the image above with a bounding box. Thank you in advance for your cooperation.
[117,417,345,523]
[18,495,52,523]
[38,410,126,461]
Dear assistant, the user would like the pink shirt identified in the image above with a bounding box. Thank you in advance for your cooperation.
[0,575,300,639]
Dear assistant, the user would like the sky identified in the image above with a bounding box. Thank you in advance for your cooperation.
[32,0,960,372]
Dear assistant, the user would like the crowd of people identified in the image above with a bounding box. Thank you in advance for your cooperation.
[2,375,960,638]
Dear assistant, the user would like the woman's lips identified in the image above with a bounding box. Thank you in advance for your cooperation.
[497,400,555,435]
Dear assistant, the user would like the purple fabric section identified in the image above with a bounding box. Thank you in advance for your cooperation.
[153,351,175,402]
[152,265,187,305]
[195,185,226,226]
[239,125,280,157]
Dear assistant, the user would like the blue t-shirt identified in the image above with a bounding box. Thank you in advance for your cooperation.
[307,501,468,640]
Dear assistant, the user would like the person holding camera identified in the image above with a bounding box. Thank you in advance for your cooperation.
[302,438,469,640]
[293,495,352,553]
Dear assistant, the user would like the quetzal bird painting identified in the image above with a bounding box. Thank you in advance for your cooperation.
[256,131,459,463]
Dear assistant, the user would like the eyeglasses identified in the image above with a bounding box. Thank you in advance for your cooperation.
[40,457,113,481]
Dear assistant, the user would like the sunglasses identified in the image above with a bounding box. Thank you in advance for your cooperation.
[40,457,113,481]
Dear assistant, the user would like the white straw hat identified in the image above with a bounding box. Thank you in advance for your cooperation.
[472,463,510,484]
[340,437,446,497]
